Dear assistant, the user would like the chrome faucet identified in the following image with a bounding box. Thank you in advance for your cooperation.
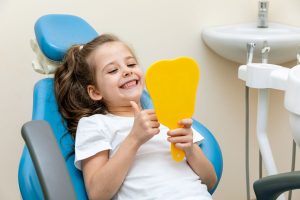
[257,0,269,28]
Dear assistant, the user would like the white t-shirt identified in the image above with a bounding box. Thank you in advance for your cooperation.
[75,113,212,200]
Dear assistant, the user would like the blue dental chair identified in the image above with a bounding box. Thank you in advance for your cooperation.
[18,14,223,200]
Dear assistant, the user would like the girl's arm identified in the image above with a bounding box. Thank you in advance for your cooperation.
[185,144,217,190]
[167,119,217,190]
[82,135,140,200]
[82,102,160,200]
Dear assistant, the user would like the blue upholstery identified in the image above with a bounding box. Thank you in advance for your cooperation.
[19,78,87,200]
[35,14,98,61]
[196,120,223,193]
[18,14,223,199]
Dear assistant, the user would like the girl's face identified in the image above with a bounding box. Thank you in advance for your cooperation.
[87,41,144,114]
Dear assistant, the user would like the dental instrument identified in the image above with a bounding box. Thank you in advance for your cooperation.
[261,41,270,64]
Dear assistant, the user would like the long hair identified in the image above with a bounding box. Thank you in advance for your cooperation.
[54,34,125,138]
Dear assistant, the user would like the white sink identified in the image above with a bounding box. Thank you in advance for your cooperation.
[202,23,300,64]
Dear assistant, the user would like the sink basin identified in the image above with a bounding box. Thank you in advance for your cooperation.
[202,23,300,64]
[285,65,300,146]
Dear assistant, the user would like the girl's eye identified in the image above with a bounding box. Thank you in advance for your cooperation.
[108,68,118,74]
[127,63,137,67]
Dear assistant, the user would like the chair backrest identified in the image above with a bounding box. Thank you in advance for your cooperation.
[18,14,223,199]
[19,14,98,200]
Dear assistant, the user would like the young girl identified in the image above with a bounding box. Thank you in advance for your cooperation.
[54,34,217,200]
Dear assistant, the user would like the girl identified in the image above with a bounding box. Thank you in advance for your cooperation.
[54,34,217,200]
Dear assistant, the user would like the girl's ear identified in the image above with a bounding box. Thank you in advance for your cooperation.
[87,85,103,101]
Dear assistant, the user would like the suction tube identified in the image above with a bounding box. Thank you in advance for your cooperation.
[245,42,256,200]
[259,41,271,179]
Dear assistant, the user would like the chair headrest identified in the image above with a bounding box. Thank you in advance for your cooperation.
[34,14,98,61]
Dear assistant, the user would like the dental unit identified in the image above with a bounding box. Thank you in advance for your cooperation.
[201,1,300,198]
[239,46,300,200]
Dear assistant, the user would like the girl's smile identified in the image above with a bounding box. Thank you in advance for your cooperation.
[119,78,140,89]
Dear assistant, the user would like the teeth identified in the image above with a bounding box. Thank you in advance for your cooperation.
[122,80,137,89]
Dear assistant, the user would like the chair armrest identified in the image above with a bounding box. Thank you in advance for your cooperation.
[253,171,300,200]
[21,120,77,200]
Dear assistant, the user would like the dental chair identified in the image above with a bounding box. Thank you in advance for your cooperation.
[18,14,223,200]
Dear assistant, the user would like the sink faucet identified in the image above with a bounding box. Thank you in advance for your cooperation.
[257,0,269,28]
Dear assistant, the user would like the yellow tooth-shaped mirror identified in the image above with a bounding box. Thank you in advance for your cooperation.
[145,57,200,162]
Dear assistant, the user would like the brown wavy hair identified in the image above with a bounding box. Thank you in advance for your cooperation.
[54,34,132,138]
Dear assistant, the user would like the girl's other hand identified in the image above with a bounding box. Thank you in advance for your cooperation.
[129,101,160,146]
[167,119,194,156]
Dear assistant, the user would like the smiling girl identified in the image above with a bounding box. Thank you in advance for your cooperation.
[54,34,216,200]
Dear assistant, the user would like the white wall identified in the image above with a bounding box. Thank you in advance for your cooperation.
[0,0,299,199]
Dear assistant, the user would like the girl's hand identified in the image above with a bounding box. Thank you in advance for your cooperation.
[129,101,160,146]
[167,119,194,156]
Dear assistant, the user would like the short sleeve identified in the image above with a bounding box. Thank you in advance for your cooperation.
[192,127,204,145]
[74,116,112,170]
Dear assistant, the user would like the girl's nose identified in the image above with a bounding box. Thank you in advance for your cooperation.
[122,68,133,77]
